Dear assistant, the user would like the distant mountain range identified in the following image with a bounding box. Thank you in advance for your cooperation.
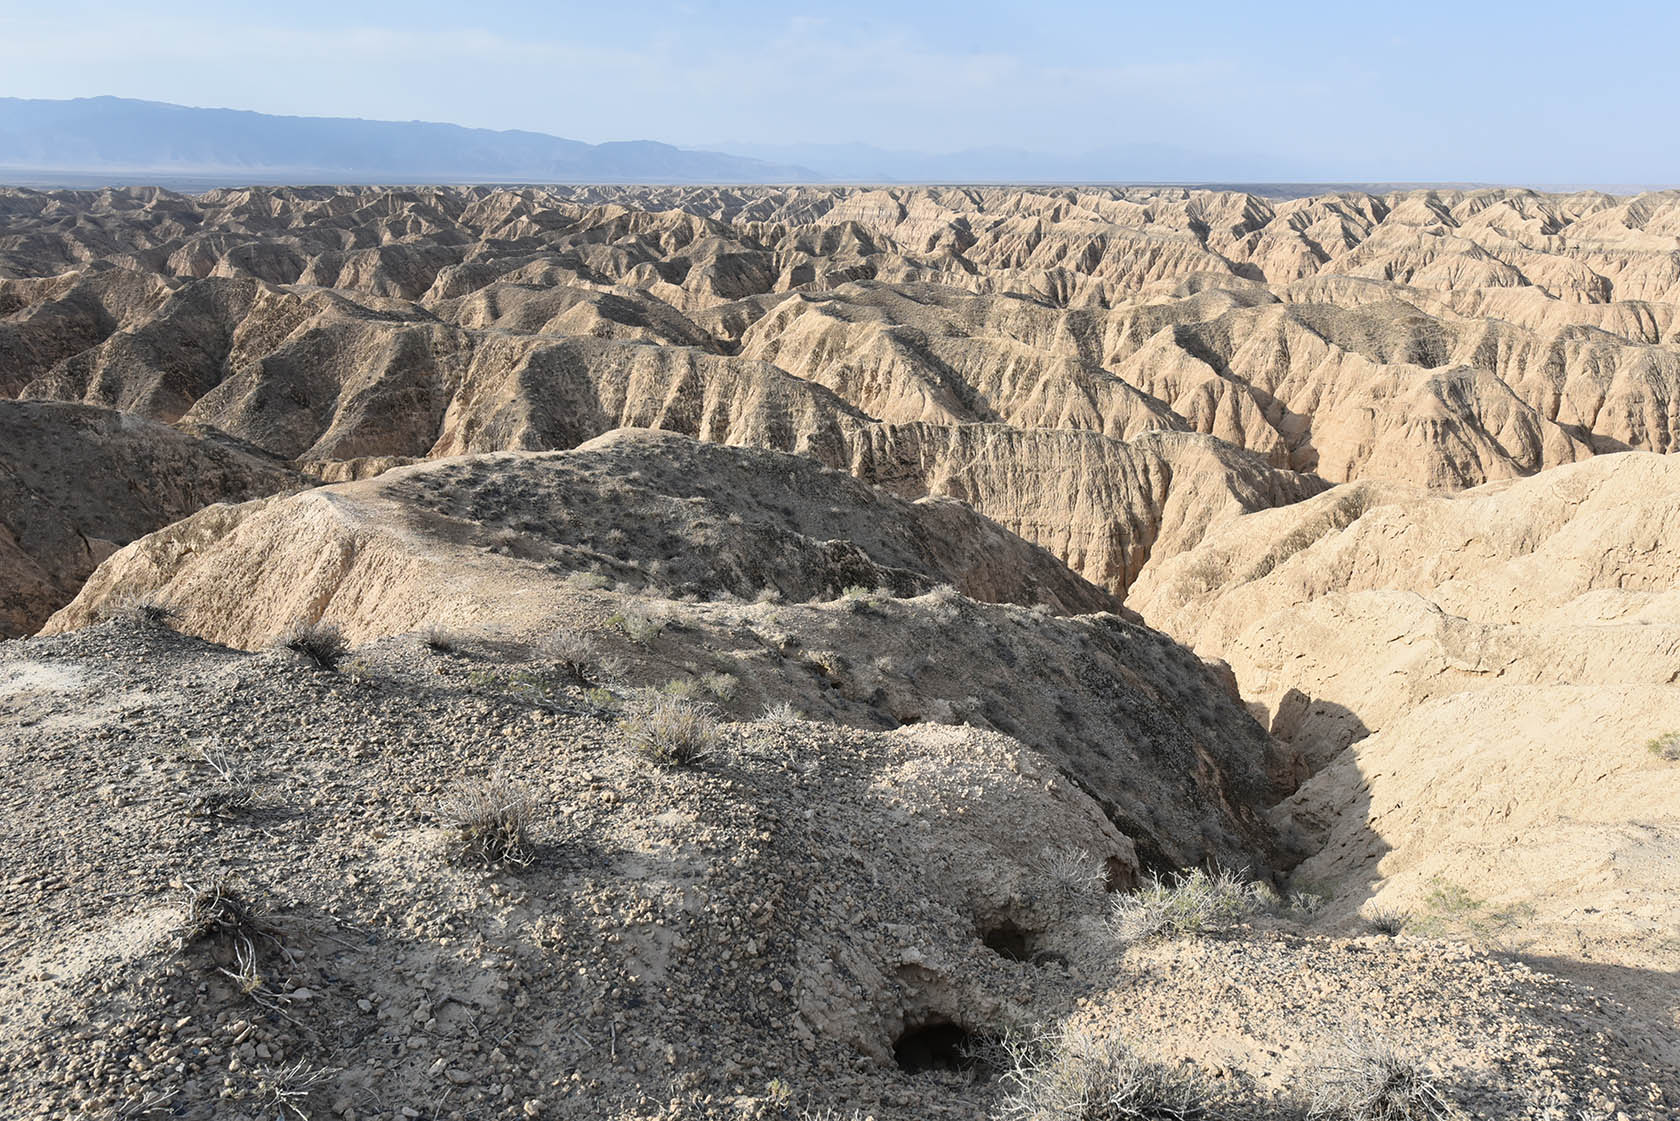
[0,96,1460,189]
[0,97,816,184]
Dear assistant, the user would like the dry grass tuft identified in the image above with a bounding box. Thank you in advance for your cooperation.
[1647,731,1680,761]
[760,699,801,724]
[421,624,464,653]
[192,746,255,816]
[997,1023,1217,1120]
[1109,868,1262,945]
[111,594,179,627]
[277,620,350,670]
[440,777,536,867]
[620,694,721,768]
[542,629,600,685]
[1363,906,1408,936]
[1306,1032,1454,1120]
[255,1059,339,1120]
[176,880,271,951]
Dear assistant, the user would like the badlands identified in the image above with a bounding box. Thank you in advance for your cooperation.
[1,184,1678,1119]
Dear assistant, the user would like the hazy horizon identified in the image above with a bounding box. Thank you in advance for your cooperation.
[4,1,1679,184]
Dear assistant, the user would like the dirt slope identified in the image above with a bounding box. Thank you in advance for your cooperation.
[0,399,302,637]
[1128,453,1680,959]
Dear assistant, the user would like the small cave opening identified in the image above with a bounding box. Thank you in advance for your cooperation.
[893,1019,980,1075]
[979,920,1037,962]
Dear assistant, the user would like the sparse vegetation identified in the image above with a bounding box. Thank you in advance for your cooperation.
[564,569,609,591]
[542,629,600,684]
[700,671,738,701]
[175,880,272,953]
[610,602,667,645]
[1306,1032,1454,1120]
[277,619,350,670]
[1412,878,1534,948]
[760,699,801,724]
[1109,868,1262,944]
[439,777,535,867]
[175,881,286,1008]
[1363,906,1408,936]
[255,1060,339,1121]
[111,594,178,627]
[421,623,464,653]
[1032,845,1108,911]
[191,745,255,816]
[996,1023,1217,1120]
[620,693,721,768]
[1647,731,1680,761]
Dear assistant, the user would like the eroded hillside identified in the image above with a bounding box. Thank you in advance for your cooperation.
[7,184,1680,606]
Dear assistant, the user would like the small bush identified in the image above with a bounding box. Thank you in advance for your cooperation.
[620,694,720,768]
[192,746,255,816]
[1648,731,1680,761]
[421,624,464,653]
[1306,1033,1453,1120]
[700,671,738,702]
[1032,846,1109,908]
[542,630,599,685]
[440,778,535,867]
[111,594,178,627]
[1109,868,1261,945]
[1363,906,1408,936]
[176,880,270,951]
[278,620,350,670]
[997,1023,1217,1120]
[760,699,801,724]
[611,603,667,645]
[564,570,609,591]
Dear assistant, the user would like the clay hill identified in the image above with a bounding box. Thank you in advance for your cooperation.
[3,184,1680,1119]
[0,400,301,637]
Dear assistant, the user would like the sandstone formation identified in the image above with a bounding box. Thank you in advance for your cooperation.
[7,184,1680,599]
[0,399,301,637]
[1130,454,1680,956]
[6,182,1680,1118]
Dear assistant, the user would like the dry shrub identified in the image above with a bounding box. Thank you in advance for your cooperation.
[1362,905,1408,936]
[440,777,535,867]
[277,620,349,670]
[1647,731,1680,761]
[111,594,178,627]
[612,602,667,645]
[620,694,720,768]
[997,1023,1216,1120]
[542,629,599,684]
[1109,868,1261,945]
[1305,1032,1453,1120]
[176,880,270,951]
[760,699,801,724]
[421,624,464,653]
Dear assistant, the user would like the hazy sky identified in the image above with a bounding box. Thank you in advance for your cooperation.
[4,0,1677,183]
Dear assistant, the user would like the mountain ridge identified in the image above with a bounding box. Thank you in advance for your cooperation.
[0,96,818,184]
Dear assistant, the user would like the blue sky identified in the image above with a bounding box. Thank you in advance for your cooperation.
[4,0,1677,183]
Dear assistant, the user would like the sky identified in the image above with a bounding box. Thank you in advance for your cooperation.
[3,0,1678,184]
